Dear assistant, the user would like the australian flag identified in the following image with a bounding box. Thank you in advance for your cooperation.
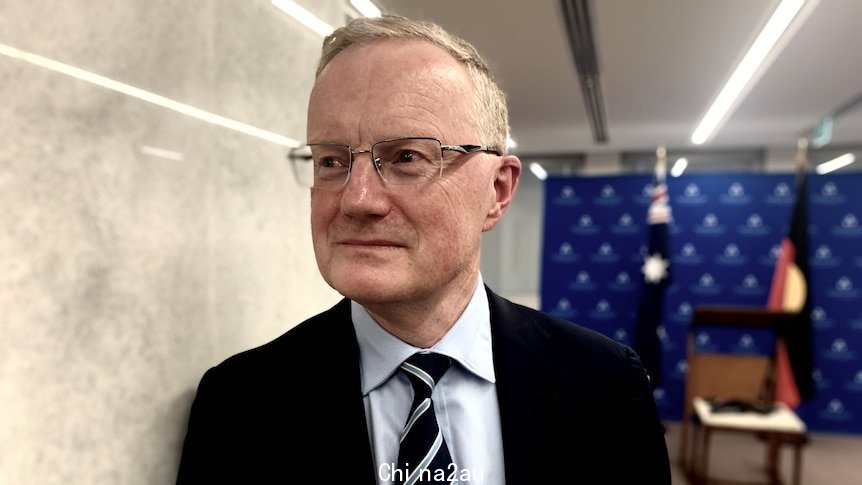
[632,170,672,390]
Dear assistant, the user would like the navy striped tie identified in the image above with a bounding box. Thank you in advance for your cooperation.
[396,353,454,484]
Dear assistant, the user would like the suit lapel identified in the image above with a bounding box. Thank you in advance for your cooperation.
[487,289,566,483]
[313,299,378,485]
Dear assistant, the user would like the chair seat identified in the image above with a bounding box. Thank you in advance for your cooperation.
[693,396,807,434]
[690,397,809,485]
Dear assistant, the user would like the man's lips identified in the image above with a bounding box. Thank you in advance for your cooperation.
[337,238,406,248]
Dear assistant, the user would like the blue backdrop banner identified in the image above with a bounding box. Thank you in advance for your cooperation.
[540,172,862,434]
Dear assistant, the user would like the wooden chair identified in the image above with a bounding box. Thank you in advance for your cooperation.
[679,306,809,485]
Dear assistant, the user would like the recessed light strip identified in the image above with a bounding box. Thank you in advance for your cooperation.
[0,42,299,147]
[815,153,855,175]
[140,145,185,161]
[670,157,688,177]
[350,0,382,18]
[690,0,810,145]
[529,162,548,180]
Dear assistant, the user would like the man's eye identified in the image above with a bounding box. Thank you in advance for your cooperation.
[395,150,418,163]
[319,157,347,168]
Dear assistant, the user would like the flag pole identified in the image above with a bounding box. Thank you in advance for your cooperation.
[795,137,808,185]
[655,146,667,183]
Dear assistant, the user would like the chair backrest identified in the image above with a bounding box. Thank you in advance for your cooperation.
[683,342,773,422]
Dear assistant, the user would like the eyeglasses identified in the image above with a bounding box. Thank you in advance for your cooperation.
[287,137,500,190]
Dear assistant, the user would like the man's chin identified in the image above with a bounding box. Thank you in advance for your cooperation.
[326,270,408,304]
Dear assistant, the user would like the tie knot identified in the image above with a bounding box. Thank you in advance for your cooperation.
[400,353,452,395]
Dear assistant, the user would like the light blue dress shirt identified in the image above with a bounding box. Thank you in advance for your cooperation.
[352,275,505,484]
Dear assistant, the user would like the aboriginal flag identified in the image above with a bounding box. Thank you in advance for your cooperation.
[766,169,815,408]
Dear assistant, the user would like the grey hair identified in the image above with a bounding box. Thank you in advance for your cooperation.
[316,15,510,154]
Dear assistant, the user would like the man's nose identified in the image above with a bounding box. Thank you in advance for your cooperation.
[346,151,381,186]
[339,152,390,216]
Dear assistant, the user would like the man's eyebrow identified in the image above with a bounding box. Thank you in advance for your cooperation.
[307,135,432,145]
[306,139,347,145]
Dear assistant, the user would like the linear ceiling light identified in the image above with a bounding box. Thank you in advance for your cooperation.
[0,42,299,147]
[529,162,548,180]
[350,0,382,18]
[691,0,809,145]
[815,153,855,175]
[140,145,185,161]
[670,157,689,177]
[272,0,334,36]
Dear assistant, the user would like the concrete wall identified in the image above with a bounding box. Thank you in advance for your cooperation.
[0,1,344,483]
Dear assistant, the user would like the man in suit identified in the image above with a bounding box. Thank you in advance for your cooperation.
[177,15,671,484]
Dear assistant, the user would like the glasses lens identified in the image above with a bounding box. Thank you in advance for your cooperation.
[372,138,442,185]
[298,144,349,189]
[288,145,315,188]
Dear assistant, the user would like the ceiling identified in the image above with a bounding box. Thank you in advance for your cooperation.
[372,0,862,160]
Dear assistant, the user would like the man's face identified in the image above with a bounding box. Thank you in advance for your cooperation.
[306,39,518,307]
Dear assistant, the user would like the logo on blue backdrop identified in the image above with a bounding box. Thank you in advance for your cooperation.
[670,302,694,324]
[673,359,688,380]
[695,331,718,352]
[653,387,668,406]
[759,244,781,266]
[589,299,617,319]
[812,244,841,268]
[554,185,582,206]
[691,273,723,294]
[849,312,862,330]
[613,328,628,343]
[733,274,766,296]
[593,184,623,205]
[719,182,753,205]
[675,183,709,205]
[657,325,677,351]
[738,213,772,236]
[812,182,847,205]
[827,276,860,299]
[609,270,636,292]
[694,213,727,235]
[611,212,639,234]
[551,242,580,263]
[590,242,620,263]
[764,182,794,205]
[634,183,654,205]
[731,333,761,354]
[813,367,831,390]
[831,213,862,237]
[715,243,748,265]
[844,369,862,393]
[822,338,857,361]
[812,306,837,329]
[570,213,601,235]
[551,298,577,319]
[819,398,853,422]
[632,244,648,263]
[675,243,705,265]
[568,271,596,291]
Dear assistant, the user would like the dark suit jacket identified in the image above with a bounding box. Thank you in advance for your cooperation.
[177,288,671,484]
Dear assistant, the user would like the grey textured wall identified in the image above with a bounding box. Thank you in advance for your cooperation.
[0,1,344,483]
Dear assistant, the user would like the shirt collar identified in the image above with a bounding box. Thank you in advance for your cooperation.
[352,274,496,395]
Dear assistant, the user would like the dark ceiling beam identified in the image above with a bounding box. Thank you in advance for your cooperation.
[560,0,608,143]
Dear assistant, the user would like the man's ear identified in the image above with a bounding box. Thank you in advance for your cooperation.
[483,155,522,232]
